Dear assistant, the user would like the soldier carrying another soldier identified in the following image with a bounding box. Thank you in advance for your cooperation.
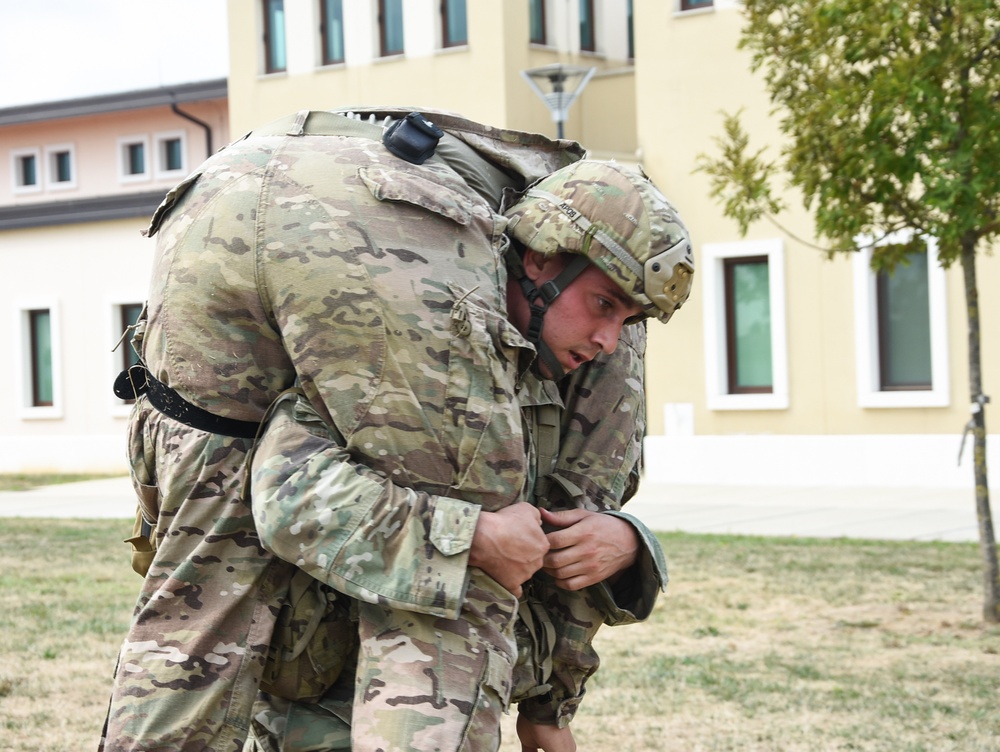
[100,107,693,752]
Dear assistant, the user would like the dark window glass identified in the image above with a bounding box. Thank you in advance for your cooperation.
[877,252,932,390]
[529,0,546,44]
[579,0,595,51]
[126,143,145,175]
[442,0,467,47]
[627,0,634,59]
[53,151,72,183]
[321,0,345,64]
[724,257,772,394]
[680,0,714,10]
[18,154,37,187]
[163,138,183,171]
[29,309,53,407]
[264,0,287,73]
[120,304,144,372]
[379,0,404,56]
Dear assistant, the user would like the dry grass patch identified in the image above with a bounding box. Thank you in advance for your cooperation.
[0,520,997,751]
[500,534,1000,751]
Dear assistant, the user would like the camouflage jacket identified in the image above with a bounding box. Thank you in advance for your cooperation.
[103,108,665,751]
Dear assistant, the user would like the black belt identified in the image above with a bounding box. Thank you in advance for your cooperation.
[114,364,262,439]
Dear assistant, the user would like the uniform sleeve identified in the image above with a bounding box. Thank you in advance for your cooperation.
[518,323,668,727]
[250,393,481,621]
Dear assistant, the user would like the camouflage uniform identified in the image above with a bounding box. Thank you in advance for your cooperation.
[101,108,666,752]
[241,319,666,751]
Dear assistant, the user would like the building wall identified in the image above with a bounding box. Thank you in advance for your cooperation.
[0,219,154,472]
[225,0,636,149]
[1,102,227,204]
[0,91,227,473]
[634,0,999,487]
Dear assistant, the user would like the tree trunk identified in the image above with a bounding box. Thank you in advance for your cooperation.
[960,242,1000,623]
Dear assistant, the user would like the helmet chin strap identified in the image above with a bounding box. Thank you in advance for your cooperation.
[516,254,592,381]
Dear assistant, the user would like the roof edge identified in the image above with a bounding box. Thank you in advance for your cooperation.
[0,79,228,126]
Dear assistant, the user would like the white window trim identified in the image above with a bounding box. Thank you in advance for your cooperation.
[118,135,151,183]
[702,238,789,411]
[852,233,950,408]
[154,130,187,180]
[17,301,63,420]
[45,143,77,191]
[11,147,42,194]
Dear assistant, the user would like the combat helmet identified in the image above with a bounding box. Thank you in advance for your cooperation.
[503,159,694,377]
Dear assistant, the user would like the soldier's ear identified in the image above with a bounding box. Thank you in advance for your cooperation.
[522,248,549,281]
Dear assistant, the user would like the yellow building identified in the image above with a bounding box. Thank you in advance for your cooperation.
[223,0,998,490]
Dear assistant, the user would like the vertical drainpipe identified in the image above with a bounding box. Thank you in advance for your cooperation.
[170,103,213,159]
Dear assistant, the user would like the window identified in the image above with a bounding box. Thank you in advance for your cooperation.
[155,132,186,177]
[441,0,467,48]
[680,0,713,10]
[529,0,546,45]
[119,303,144,372]
[46,145,75,189]
[119,136,150,181]
[29,309,53,407]
[877,253,931,390]
[627,0,634,59]
[264,0,287,73]
[379,0,404,56]
[724,256,772,394]
[320,0,345,65]
[702,239,788,410]
[579,0,595,52]
[853,233,949,407]
[12,149,41,192]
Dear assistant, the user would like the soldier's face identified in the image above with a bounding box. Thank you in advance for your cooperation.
[518,250,642,378]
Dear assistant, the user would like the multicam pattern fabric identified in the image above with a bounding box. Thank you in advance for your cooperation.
[101,107,666,752]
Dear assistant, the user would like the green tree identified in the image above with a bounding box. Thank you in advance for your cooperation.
[697,0,1000,622]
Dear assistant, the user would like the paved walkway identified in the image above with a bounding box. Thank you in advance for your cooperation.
[0,475,984,542]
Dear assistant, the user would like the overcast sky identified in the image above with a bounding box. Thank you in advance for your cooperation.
[0,0,229,108]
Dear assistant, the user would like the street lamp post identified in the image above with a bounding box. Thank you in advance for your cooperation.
[521,63,596,139]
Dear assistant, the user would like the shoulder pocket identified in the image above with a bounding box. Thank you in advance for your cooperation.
[358,164,475,226]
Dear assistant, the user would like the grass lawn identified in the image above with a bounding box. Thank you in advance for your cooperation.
[0,519,997,751]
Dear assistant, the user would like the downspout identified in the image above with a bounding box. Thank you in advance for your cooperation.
[171,103,213,159]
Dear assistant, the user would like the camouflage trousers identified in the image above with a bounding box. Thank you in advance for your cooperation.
[101,403,293,752]
[245,570,518,752]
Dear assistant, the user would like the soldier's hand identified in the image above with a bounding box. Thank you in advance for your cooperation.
[516,714,577,752]
[539,508,639,591]
[469,502,549,597]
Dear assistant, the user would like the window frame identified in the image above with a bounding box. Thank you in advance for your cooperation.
[118,135,150,183]
[18,301,62,419]
[529,0,547,45]
[702,238,789,411]
[579,0,596,53]
[852,233,949,408]
[378,0,405,58]
[723,255,773,395]
[11,148,42,194]
[45,143,76,191]
[441,0,468,49]
[154,131,187,179]
[319,0,346,65]
[263,0,288,74]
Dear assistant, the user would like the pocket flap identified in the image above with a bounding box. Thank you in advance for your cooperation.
[358,164,474,226]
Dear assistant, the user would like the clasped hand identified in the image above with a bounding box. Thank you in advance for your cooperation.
[469,505,639,597]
